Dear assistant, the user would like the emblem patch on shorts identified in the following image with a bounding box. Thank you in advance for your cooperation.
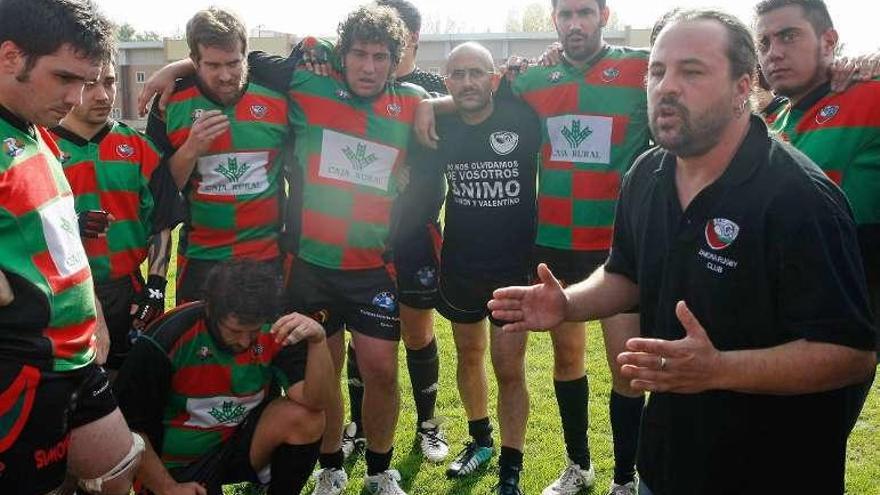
[416,266,437,287]
[372,291,397,312]
[705,218,740,250]
[815,105,839,125]
[490,131,519,156]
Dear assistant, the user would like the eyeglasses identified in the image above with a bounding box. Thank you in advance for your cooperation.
[446,68,494,81]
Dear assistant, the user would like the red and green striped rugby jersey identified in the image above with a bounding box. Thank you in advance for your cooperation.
[125,302,306,469]
[764,78,880,225]
[511,45,650,251]
[0,110,96,371]
[286,39,429,269]
[51,121,162,283]
[149,77,289,261]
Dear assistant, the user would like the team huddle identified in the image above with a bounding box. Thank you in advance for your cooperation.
[0,0,878,494]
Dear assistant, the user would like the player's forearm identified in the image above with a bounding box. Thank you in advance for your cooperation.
[713,339,876,395]
[147,229,173,278]
[564,267,639,322]
[168,146,199,190]
[300,339,336,409]
[430,95,456,115]
[134,434,178,494]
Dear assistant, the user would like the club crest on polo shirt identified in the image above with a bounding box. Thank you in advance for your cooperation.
[490,131,519,155]
[3,137,24,158]
[815,104,839,125]
[601,67,621,83]
[705,218,739,250]
[116,143,135,158]
[250,104,268,119]
[372,291,397,312]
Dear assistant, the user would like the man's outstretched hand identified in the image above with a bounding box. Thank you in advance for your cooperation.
[488,263,568,333]
[617,300,724,394]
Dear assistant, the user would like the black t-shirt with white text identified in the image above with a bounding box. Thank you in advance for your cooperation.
[429,99,540,277]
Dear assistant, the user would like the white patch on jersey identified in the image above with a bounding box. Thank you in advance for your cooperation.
[196,151,270,196]
[546,115,613,164]
[39,196,89,277]
[183,391,265,428]
[318,130,399,191]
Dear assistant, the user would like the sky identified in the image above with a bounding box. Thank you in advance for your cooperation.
[95,0,878,55]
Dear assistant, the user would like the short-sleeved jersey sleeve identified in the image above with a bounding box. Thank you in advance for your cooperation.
[775,193,877,350]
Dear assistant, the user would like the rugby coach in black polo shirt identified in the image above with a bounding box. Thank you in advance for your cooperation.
[489,8,877,495]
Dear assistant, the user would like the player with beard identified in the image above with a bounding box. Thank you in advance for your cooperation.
[490,9,876,494]
[146,7,290,304]
[755,0,880,351]
[340,0,450,465]
[416,1,649,493]
[0,1,145,493]
[50,59,179,373]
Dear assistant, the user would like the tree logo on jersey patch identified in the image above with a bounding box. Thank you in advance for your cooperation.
[116,144,135,158]
[336,89,352,101]
[372,291,397,312]
[60,217,76,237]
[343,142,378,171]
[601,67,621,83]
[815,104,839,125]
[416,266,436,287]
[705,218,740,250]
[215,156,251,183]
[191,109,205,122]
[547,71,563,83]
[208,401,247,424]
[250,104,268,119]
[3,137,24,158]
[561,120,592,148]
[386,103,402,117]
[490,131,520,155]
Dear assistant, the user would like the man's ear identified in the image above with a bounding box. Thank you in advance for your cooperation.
[0,40,25,76]
[821,28,839,59]
[600,6,611,28]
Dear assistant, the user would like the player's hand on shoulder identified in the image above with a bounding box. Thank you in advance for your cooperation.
[539,42,564,67]
[298,37,334,77]
[414,99,439,149]
[271,312,328,345]
[500,55,532,83]
[830,52,880,92]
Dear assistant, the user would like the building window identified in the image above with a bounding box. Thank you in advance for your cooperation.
[136,71,146,83]
[429,67,441,75]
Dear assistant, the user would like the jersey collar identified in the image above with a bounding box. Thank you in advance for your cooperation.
[50,121,114,146]
[0,103,34,136]
[562,44,611,73]
[792,81,831,112]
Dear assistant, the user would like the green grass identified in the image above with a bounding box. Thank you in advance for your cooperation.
[160,227,879,494]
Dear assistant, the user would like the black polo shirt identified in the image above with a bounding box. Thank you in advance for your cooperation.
[606,116,876,494]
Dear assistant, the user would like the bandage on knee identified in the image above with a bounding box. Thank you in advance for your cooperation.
[78,432,145,493]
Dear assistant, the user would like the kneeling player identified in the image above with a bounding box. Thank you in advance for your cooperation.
[114,260,335,494]
[429,43,540,495]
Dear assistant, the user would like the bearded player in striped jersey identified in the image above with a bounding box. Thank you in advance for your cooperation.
[417,1,649,494]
